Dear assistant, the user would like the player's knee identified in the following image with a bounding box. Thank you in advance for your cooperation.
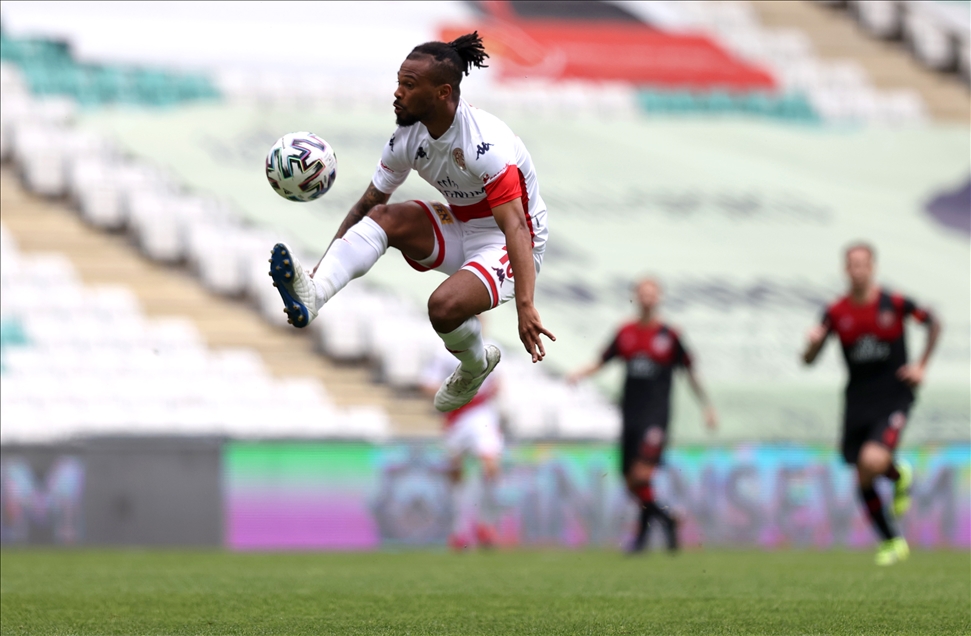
[366,204,393,231]
[858,445,890,477]
[427,290,464,332]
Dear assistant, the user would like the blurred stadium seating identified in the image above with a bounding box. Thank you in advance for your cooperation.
[0,220,393,444]
[0,29,219,107]
[0,1,967,448]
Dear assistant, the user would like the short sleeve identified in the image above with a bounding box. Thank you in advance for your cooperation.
[674,334,693,369]
[900,296,932,324]
[820,308,835,334]
[467,134,523,210]
[370,131,411,195]
[601,334,620,364]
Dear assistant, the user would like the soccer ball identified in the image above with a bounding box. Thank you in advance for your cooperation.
[265,132,337,202]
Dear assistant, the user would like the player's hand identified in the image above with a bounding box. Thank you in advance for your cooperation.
[806,324,828,346]
[896,363,925,388]
[703,405,719,431]
[517,303,556,363]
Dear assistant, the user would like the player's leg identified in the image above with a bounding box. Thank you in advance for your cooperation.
[475,454,501,548]
[620,419,651,553]
[877,410,913,517]
[427,271,499,411]
[859,410,911,565]
[844,420,895,542]
[428,233,542,412]
[270,200,435,327]
[445,425,471,550]
[626,459,656,553]
[635,426,678,552]
[469,407,504,548]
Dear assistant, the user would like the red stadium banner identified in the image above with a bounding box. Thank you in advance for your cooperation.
[440,19,776,91]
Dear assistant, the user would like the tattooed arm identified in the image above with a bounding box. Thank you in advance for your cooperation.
[333,182,391,240]
[313,182,390,275]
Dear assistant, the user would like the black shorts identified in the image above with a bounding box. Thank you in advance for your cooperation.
[620,421,668,475]
[841,407,910,465]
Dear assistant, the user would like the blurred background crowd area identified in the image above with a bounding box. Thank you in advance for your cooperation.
[0,0,968,444]
[0,1,968,550]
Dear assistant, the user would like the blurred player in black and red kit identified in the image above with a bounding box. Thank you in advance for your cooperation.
[569,278,717,553]
[803,243,941,566]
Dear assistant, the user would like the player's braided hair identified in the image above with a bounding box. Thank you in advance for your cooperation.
[408,31,489,98]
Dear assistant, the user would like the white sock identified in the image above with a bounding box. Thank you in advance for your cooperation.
[479,475,499,527]
[451,480,466,535]
[311,217,388,309]
[437,317,487,374]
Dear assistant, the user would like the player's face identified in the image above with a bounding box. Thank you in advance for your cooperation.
[636,280,661,312]
[394,58,440,127]
[845,248,874,289]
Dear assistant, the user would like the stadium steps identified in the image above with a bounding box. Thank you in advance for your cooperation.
[749,0,970,123]
[0,167,441,436]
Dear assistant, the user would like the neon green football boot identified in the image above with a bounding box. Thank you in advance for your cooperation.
[892,461,913,518]
[875,537,910,566]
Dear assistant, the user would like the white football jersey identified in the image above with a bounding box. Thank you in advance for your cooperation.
[371,98,548,251]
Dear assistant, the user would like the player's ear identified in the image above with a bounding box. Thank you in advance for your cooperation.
[438,82,453,102]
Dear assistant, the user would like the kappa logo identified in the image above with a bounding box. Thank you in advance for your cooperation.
[452,148,466,170]
[492,267,506,285]
[389,135,396,152]
[475,142,493,159]
[415,145,428,161]
[431,202,453,225]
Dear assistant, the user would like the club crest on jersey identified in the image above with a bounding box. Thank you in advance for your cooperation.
[652,333,672,354]
[431,202,453,225]
[878,310,896,328]
[452,148,467,171]
[889,411,907,430]
[643,427,665,446]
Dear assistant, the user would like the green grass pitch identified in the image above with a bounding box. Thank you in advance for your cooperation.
[1,549,968,635]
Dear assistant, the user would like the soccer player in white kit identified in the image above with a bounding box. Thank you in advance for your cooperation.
[269,32,554,412]
[420,331,503,549]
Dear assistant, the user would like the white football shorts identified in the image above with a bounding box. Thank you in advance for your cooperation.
[404,200,545,308]
[444,402,504,459]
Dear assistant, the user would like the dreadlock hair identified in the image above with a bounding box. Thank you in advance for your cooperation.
[407,31,489,99]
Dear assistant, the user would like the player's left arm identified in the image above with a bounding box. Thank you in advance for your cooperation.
[896,297,942,388]
[492,197,555,362]
[678,336,718,430]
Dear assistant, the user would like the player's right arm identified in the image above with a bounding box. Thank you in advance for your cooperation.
[332,182,390,241]
[316,133,410,270]
[802,310,832,365]
[567,335,618,384]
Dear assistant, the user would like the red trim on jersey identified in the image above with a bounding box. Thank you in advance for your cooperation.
[484,164,523,208]
[515,167,535,244]
[450,200,493,222]
[403,200,446,272]
[467,261,500,307]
